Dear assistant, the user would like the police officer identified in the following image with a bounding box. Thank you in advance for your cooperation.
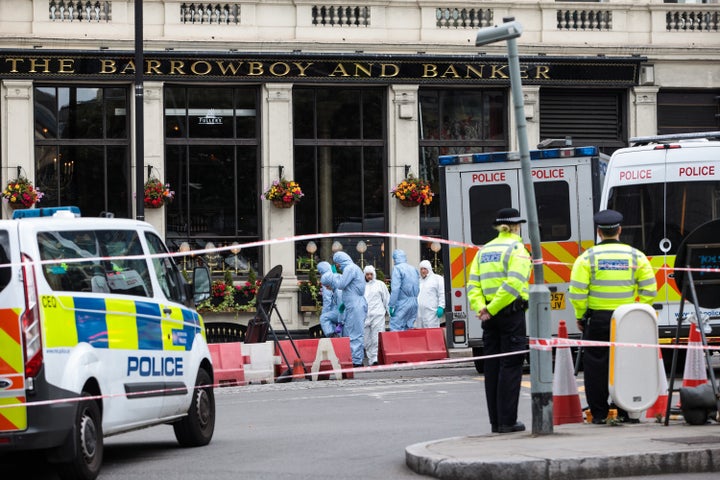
[467,207,532,434]
[569,209,657,424]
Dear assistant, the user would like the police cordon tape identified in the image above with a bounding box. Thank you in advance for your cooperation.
[3,338,720,411]
[2,230,719,276]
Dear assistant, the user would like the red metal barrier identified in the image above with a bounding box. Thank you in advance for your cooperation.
[274,337,354,380]
[208,342,250,386]
[378,328,448,364]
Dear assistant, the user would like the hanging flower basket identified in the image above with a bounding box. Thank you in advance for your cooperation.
[263,178,304,208]
[2,176,43,209]
[144,177,175,209]
[391,175,433,207]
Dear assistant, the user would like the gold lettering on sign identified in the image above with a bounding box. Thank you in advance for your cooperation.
[519,66,528,79]
[169,60,186,75]
[58,59,75,73]
[5,58,24,73]
[216,61,242,75]
[380,63,399,77]
[120,60,136,75]
[29,58,51,73]
[441,65,460,79]
[490,65,509,79]
[146,59,162,75]
[247,62,264,76]
[329,63,350,77]
[422,64,438,78]
[191,61,212,75]
[294,62,313,76]
[535,65,550,79]
[464,65,485,79]
[269,62,290,76]
[354,63,372,77]
[100,59,116,74]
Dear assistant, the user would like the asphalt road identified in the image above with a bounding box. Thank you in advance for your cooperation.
[1,359,719,479]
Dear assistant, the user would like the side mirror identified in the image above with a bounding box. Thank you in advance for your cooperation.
[192,266,212,305]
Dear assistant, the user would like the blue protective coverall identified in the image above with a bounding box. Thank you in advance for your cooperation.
[329,251,367,366]
[318,261,342,337]
[388,249,420,331]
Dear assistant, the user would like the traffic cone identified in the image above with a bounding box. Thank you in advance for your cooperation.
[553,321,584,425]
[291,358,308,382]
[645,348,668,420]
[681,321,707,389]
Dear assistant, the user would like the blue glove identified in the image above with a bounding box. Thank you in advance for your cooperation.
[331,264,337,274]
[436,307,445,318]
[334,324,343,335]
[389,306,395,317]
[338,303,345,313]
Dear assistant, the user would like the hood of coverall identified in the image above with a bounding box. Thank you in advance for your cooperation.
[320,271,334,287]
[364,264,376,281]
[419,259,433,276]
[333,251,354,270]
[392,249,407,265]
[317,261,332,276]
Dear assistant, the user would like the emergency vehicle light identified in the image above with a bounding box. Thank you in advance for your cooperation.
[12,206,81,219]
[439,146,599,166]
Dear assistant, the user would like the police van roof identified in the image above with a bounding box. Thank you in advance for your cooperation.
[438,146,599,166]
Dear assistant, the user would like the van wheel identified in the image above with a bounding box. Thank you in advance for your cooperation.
[472,347,484,374]
[56,393,103,480]
[174,368,215,447]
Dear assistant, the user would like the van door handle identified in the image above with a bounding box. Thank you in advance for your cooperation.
[163,308,173,315]
[652,303,663,310]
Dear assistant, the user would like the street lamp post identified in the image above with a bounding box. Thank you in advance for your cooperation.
[476,17,553,435]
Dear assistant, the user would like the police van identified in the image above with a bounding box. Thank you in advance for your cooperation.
[0,207,214,480]
[599,131,720,368]
[439,145,608,372]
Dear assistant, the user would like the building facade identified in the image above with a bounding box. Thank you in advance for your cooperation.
[1,0,718,333]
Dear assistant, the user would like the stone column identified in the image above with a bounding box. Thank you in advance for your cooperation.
[388,84,421,266]
[1,81,34,218]
[142,82,166,233]
[631,86,660,139]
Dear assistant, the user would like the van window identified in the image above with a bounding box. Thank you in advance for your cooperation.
[470,184,511,246]
[145,232,186,304]
[0,231,11,291]
[37,230,153,297]
[535,181,571,242]
[608,180,720,255]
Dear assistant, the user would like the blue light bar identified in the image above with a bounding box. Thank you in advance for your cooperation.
[439,146,599,166]
[12,206,81,219]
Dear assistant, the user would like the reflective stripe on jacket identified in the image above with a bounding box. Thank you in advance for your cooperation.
[467,232,531,317]
[569,240,657,318]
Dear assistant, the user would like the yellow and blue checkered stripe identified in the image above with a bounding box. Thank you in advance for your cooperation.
[0,308,26,432]
[42,295,202,351]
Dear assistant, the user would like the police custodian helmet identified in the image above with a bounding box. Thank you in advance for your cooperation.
[493,207,527,226]
[593,209,623,229]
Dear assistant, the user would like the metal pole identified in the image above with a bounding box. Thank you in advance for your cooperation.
[505,22,553,435]
[134,0,145,221]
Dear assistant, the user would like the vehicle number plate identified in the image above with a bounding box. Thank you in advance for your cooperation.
[551,292,565,310]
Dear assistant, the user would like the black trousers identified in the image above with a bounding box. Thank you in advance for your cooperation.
[583,309,627,421]
[482,309,526,428]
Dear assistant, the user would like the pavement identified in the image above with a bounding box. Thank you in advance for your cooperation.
[407,348,720,480]
[406,420,720,480]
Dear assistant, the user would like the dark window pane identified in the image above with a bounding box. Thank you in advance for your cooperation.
[292,89,315,139]
[235,88,258,138]
[165,87,187,138]
[187,87,233,138]
[58,87,104,139]
[189,145,236,235]
[35,87,57,139]
[469,184,511,246]
[362,90,383,139]
[317,89,360,139]
[107,146,130,218]
[105,88,128,139]
[236,147,258,236]
[535,181,571,241]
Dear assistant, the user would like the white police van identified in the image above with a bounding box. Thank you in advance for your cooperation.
[0,207,214,480]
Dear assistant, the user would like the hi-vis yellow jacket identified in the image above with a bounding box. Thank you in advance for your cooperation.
[467,232,532,317]
[569,240,657,319]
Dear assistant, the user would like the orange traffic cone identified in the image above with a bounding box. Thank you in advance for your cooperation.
[645,348,668,420]
[681,321,707,389]
[553,321,584,425]
[291,358,308,382]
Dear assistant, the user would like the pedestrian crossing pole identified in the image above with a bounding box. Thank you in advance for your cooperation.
[476,17,554,435]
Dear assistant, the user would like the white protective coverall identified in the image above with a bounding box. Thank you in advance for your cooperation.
[416,259,446,329]
[363,265,389,365]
